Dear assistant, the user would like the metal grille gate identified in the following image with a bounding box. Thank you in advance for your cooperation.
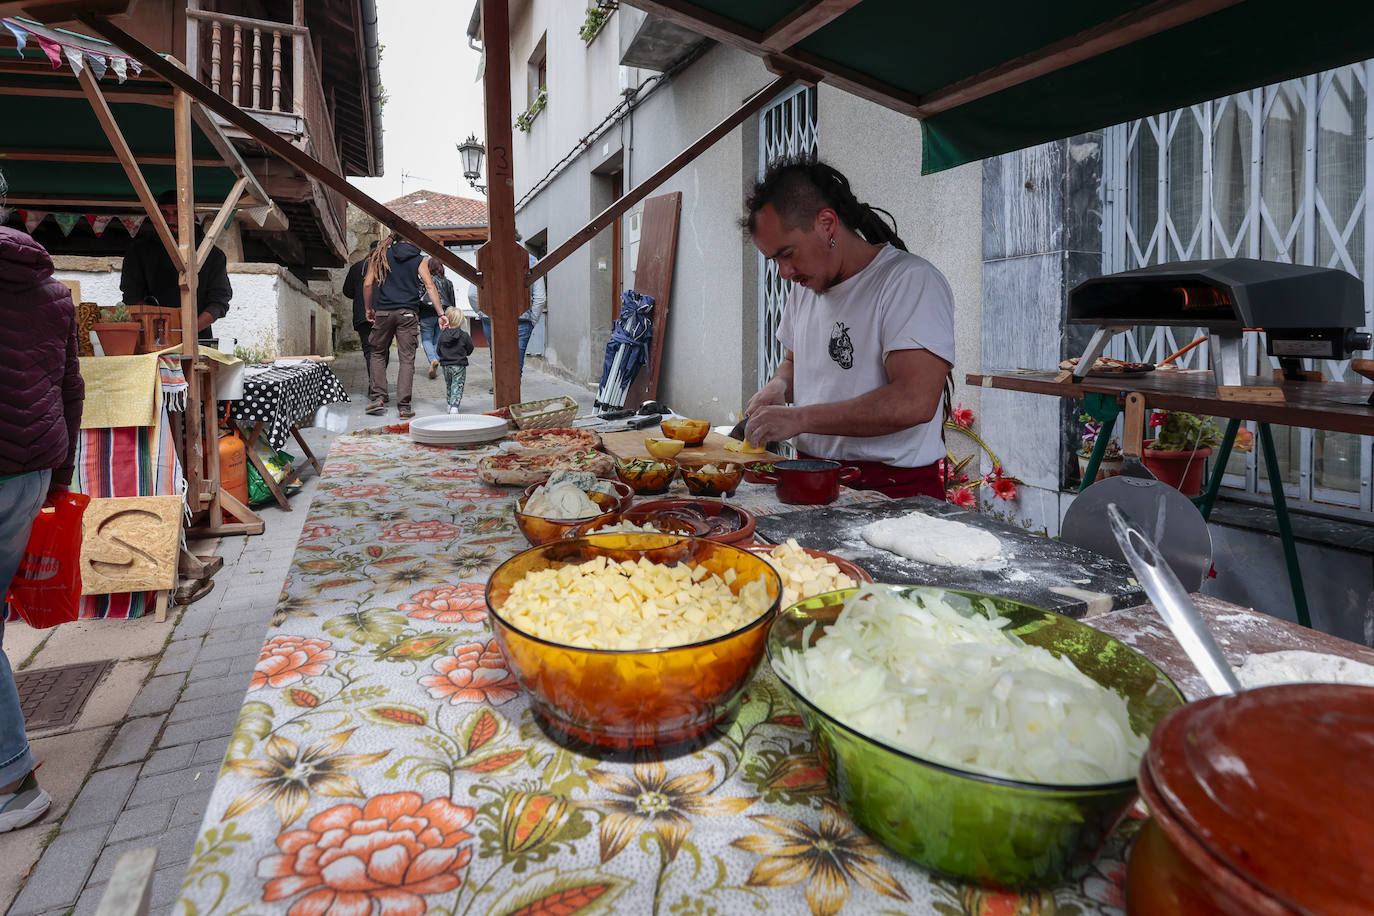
[756,85,818,386]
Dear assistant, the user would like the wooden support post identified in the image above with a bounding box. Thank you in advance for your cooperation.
[174,87,209,539]
[198,175,248,267]
[479,0,524,409]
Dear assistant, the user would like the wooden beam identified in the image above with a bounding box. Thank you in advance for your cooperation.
[761,0,862,52]
[479,0,524,409]
[76,65,185,273]
[175,87,209,532]
[0,0,130,21]
[198,175,247,268]
[187,98,285,227]
[0,148,223,167]
[533,72,796,282]
[0,82,174,107]
[915,0,1246,116]
[79,13,481,288]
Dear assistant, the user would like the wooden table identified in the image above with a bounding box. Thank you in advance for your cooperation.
[967,368,1374,629]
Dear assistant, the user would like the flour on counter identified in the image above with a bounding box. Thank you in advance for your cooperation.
[1237,650,1374,688]
[860,513,1002,566]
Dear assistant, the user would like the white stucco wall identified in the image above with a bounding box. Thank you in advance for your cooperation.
[51,257,331,359]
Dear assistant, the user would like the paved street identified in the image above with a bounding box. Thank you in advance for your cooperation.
[1,346,596,916]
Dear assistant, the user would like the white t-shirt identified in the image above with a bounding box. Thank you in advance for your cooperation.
[776,244,955,467]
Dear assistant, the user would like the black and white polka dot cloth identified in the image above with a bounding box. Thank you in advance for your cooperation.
[230,362,349,450]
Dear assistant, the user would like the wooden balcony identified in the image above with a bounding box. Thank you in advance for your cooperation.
[185,6,346,264]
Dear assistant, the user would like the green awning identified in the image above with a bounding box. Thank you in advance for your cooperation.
[626,0,1374,173]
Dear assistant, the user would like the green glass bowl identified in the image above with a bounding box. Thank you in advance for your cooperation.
[765,586,1185,888]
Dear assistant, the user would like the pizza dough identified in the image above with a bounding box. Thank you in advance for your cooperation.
[860,513,1002,566]
[1236,650,1374,689]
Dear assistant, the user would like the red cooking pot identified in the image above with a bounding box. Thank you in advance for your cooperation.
[755,459,860,505]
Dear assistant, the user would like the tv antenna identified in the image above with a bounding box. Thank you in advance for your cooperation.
[400,170,432,194]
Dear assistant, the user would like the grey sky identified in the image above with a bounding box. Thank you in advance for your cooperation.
[348,0,487,204]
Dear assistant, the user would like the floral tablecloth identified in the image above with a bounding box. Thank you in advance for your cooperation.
[178,430,1133,916]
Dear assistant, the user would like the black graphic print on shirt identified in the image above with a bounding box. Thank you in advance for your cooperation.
[828,321,854,370]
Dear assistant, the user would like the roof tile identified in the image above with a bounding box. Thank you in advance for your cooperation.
[383,190,488,229]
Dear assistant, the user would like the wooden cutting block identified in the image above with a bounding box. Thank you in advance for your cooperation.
[80,496,183,594]
[599,429,783,463]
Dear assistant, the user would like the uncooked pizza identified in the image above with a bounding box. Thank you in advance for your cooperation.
[478,449,615,487]
[506,427,602,454]
[1059,356,1154,374]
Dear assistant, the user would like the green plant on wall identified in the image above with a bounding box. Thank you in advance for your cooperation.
[514,87,547,133]
[579,4,612,41]
[234,342,273,365]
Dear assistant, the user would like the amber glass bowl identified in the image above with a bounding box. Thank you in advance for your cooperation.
[523,480,634,514]
[677,458,744,497]
[613,457,678,494]
[513,490,620,546]
[660,417,710,446]
[485,533,783,748]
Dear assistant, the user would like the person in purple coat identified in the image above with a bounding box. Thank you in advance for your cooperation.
[0,171,85,832]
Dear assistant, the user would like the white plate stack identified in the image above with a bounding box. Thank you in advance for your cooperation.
[409,414,510,447]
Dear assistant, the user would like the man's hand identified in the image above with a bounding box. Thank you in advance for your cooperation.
[438,314,450,330]
[365,308,376,323]
[745,404,804,446]
[196,311,215,332]
[45,482,69,507]
[745,378,788,417]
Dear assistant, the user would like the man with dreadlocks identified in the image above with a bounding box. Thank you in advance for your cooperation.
[742,159,954,499]
[363,233,446,419]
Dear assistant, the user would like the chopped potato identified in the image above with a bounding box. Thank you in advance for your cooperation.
[759,539,858,607]
[501,557,773,649]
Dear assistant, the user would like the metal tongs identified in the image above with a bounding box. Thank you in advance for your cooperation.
[1107,503,1241,696]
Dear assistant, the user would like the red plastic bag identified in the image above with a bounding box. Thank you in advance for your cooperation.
[7,491,90,628]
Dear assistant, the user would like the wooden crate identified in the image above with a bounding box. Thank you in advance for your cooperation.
[127,305,183,353]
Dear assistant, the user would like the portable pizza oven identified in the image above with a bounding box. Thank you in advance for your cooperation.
[1067,259,1370,386]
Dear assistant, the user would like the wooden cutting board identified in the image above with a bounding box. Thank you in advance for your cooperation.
[599,429,783,463]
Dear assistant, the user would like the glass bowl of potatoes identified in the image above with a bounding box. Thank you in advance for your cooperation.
[485,532,783,748]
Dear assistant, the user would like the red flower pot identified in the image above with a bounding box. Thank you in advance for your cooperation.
[93,321,141,356]
[1141,442,1212,496]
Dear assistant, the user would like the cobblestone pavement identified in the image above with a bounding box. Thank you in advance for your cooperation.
[2,346,597,916]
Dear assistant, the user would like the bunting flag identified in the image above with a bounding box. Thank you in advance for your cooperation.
[23,210,47,233]
[1,17,141,83]
[88,214,115,236]
[52,213,82,236]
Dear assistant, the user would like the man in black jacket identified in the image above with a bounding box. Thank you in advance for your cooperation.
[119,190,232,341]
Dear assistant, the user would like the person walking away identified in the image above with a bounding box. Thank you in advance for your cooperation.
[120,188,232,341]
[363,234,445,420]
[420,257,458,379]
[0,173,85,832]
[469,236,546,386]
[341,240,380,396]
[437,306,474,414]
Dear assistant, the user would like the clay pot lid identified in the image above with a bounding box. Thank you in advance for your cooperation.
[1143,684,1374,915]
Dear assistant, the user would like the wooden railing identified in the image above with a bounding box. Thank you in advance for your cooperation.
[188,8,307,116]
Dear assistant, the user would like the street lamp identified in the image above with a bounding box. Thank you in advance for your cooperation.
[456,134,486,195]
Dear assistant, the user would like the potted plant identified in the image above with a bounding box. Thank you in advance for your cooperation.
[1141,410,1226,496]
[92,302,141,356]
[1077,412,1124,482]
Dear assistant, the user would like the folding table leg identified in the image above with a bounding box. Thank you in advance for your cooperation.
[1256,422,1311,628]
[290,425,324,475]
[242,421,292,511]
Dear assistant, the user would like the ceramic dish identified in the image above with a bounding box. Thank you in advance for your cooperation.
[677,458,745,497]
[631,498,757,544]
[743,543,873,587]
[408,413,509,445]
[513,490,621,546]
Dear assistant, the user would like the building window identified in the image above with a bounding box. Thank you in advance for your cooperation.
[755,85,818,385]
[529,35,547,107]
[1103,61,1373,515]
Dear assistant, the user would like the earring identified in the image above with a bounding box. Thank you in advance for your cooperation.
[828,236,836,248]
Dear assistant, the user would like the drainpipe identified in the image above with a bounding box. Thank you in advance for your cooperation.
[360,0,384,172]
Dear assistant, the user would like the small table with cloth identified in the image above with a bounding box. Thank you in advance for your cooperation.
[227,360,348,509]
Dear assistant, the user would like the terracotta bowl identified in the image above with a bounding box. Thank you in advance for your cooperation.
[743,544,874,591]
[660,417,710,446]
[485,533,783,748]
[613,457,678,495]
[677,458,745,497]
[569,509,706,538]
[632,497,757,544]
[513,490,620,546]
